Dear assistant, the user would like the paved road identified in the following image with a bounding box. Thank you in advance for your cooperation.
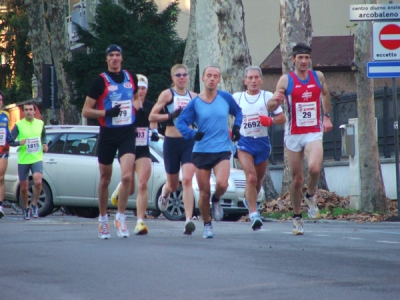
[1,212,399,300]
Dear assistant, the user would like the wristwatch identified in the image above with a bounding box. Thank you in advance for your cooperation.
[324,113,331,118]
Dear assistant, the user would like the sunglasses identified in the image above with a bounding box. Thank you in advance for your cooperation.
[174,73,188,78]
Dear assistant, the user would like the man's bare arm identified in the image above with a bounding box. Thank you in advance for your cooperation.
[267,75,287,112]
[82,97,105,119]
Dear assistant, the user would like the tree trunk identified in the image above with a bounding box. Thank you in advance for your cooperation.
[263,166,279,201]
[46,0,80,124]
[354,0,386,212]
[279,0,328,195]
[182,0,197,92]
[24,0,52,101]
[212,0,251,94]
[195,0,224,91]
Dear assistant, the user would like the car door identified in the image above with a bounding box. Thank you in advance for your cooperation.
[44,132,98,205]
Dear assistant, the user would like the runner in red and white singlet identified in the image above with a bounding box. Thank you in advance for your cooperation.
[268,43,333,235]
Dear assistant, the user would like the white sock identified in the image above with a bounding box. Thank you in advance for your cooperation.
[99,215,108,222]
[137,218,143,223]
[250,212,259,218]
[116,212,125,220]
[186,218,191,223]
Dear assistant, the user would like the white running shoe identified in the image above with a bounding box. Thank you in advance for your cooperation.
[0,205,4,218]
[98,220,111,239]
[292,217,304,235]
[114,215,130,238]
[183,220,196,235]
[304,195,320,219]
[158,184,169,212]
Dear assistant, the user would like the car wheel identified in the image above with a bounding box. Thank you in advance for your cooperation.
[18,180,54,217]
[70,207,99,219]
[61,206,76,216]
[157,183,192,221]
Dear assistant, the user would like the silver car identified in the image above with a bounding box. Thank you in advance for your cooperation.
[4,125,264,221]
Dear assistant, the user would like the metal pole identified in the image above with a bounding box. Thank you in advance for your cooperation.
[392,78,400,217]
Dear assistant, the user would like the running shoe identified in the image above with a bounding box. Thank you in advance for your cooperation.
[183,220,196,235]
[98,220,110,239]
[203,224,214,239]
[292,217,304,235]
[0,205,4,218]
[114,216,130,238]
[111,182,121,206]
[304,195,320,219]
[158,184,168,212]
[31,205,39,218]
[134,221,148,235]
[24,208,30,220]
[211,199,223,221]
[250,213,263,231]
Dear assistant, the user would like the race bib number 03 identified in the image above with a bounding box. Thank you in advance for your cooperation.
[27,137,40,154]
[295,102,317,127]
[136,127,149,146]
[112,100,132,126]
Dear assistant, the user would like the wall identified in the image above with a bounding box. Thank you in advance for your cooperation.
[269,159,398,200]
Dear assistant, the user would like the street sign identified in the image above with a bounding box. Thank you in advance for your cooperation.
[367,61,400,78]
[350,4,400,21]
[373,22,400,60]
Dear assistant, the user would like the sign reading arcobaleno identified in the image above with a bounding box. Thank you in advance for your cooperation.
[350,4,400,21]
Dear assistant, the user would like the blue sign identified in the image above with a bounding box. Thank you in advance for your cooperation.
[367,61,400,78]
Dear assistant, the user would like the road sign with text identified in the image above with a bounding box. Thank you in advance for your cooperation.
[373,22,400,60]
[350,4,400,21]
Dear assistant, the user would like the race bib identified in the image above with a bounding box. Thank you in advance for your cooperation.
[295,102,317,127]
[242,113,262,136]
[136,127,149,146]
[27,137,40,154]
[0,128,5,146]
[111,100,132,126]
[174,96,190,110]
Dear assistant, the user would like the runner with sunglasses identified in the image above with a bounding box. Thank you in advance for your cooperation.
[149,64,198,235]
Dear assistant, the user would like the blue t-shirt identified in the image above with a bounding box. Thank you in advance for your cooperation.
[176,90,242,153]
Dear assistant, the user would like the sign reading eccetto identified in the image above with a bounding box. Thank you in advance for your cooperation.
[373,22,400,61]
[350,4,400,21]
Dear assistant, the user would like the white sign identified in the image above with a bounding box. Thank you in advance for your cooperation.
[373,22,400,61]
[367,61,400,78]
[350,4,400,21]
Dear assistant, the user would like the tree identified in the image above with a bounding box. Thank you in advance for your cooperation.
[278,0,328,195]
[182,0,197,92]
[46,0,80,124]
[63,0,184,108]
[212,0,251,94]
[353,0,386,212]
[0,0,33,104]
[195,0,224,91]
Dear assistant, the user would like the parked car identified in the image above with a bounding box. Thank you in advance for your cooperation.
[4,125,264,221]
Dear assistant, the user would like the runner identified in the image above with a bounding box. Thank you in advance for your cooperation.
[268,42,333,235]
[11,102,46,220]
[149,64,197,235]
[0,91,26,218]
[233,66,286,230]
[82,44,140,239]
[111,74,159,235]
[176,66,242,238]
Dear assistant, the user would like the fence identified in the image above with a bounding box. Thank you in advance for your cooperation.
[268,86,400,165]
